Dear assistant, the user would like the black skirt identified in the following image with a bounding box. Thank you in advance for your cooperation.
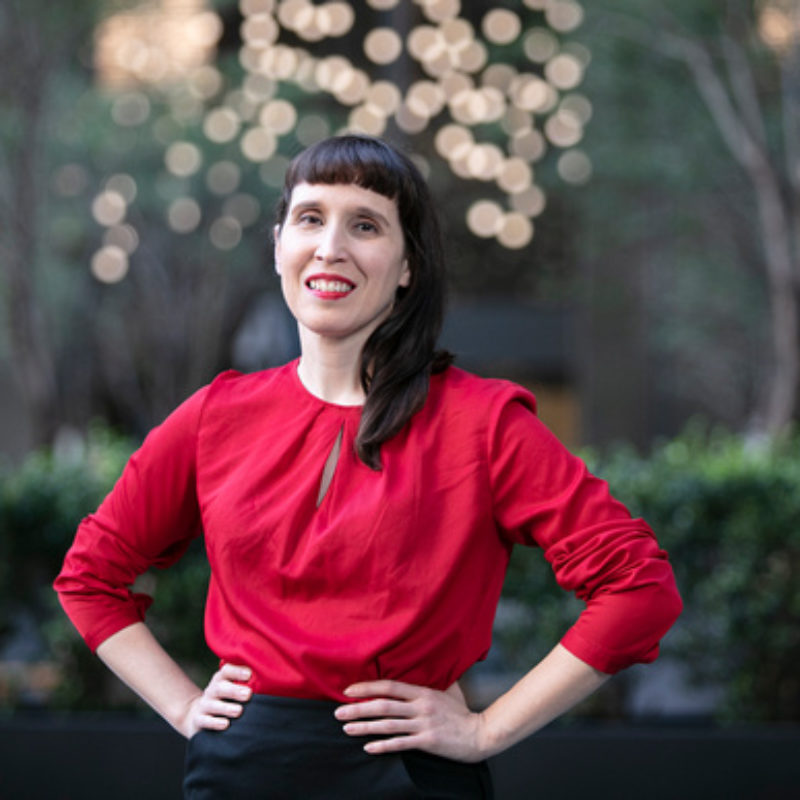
[183,694,494,799]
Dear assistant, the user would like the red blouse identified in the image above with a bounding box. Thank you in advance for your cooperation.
[54,361,681,701]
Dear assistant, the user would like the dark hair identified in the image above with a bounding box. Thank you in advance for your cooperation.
[275,134,453,470]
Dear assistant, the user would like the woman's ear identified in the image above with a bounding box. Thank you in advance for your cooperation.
[399,258,411,288]
[273,225,281,274]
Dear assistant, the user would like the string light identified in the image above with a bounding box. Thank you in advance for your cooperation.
[94,0,591,267]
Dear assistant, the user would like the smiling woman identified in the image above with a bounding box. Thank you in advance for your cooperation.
[54,135,682,799]
[274,182,410,356]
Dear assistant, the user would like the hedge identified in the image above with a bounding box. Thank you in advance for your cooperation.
[1,422,798,720]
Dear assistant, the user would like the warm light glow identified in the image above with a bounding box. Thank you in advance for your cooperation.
[440,72,474,99]
[210,216,243,250]
[557,149,592,184]
[95,0,595,252]
[497,212,533,249]
[441,19,472,50]
[259,45,300,80]
[510,184,547,217]
[92,191,127,227]
[545,53,584,90]
[240,0,276,15]
[206,161,242,195]
[546,1,585,34]
[318,2,356,37]
[482,9,522,45]
[544,109,583,147]
[497,158,533,194]
[167,197,202,233]
[524,28,559,64]
[395,102,429,134]
[105,174,137,204]
[104,224,140,254]
[467,143,504,180]
[482,63,517,93]
[407,81,446,118]
[349,105,388,136]
[241,13,279,47]
[94,0,223,88]
[165,141,203,177]
[421,0,461,24]
[366,81,402,115]
[364,28,404,64]
[467,200,503,237]
[259,99,298,134]
[241,127,278,162]
[455,40,488,73]
[510,74,557,113]
[560,93,593,125]
[407,25,445,62]
[188,65,224,99]
[435,123,473,159]
[203,107,241,143]
[511,128,547,162]
[91,245,129,283]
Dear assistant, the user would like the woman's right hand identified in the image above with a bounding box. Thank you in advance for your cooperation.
[179,663,253,739]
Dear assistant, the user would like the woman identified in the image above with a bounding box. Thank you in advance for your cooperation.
[55,135,682,799]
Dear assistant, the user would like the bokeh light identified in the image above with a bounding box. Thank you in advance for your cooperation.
[206,161,242,195]
[210,216,243,250]
[467,200,504,237]
[364,28,404,64]
[98,0,593,253]
[167,197,203,233]
[91,245,129,283]
[104,224,140,254]
[165,142,203,177]
[92,191,127,227]
[557,149,592,184]
[482,9,522,45]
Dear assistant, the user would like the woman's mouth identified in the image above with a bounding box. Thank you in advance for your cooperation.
[306,277,355,297]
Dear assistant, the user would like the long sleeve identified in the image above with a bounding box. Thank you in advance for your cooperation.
[489,398,682,674]
[54,387,208,652]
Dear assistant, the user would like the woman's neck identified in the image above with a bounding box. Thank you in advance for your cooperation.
[296,330,366,406]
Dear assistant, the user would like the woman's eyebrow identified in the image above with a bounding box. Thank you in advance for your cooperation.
[290,200,392,229]
[352,206,392,228]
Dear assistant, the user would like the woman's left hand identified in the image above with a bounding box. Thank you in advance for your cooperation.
[334,679,488,763]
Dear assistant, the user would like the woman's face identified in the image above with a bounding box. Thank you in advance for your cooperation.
[274,182,410,345]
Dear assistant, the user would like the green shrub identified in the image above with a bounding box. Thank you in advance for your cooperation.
[499,422,800,721]
[4,422,799,721]
[0,424,213,710]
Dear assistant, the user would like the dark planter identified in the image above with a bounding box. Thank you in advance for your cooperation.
[1,715,798,799]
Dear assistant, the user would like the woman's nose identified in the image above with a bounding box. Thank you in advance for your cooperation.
[314,224,346,263]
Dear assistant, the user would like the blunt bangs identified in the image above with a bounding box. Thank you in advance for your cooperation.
[276,136,420,229]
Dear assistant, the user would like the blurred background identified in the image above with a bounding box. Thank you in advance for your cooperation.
[1,0,799,797]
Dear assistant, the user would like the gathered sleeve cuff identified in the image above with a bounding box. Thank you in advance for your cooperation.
[489,394,682,674]
[53,386,208,652]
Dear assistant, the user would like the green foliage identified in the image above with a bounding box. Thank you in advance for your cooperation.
[3,422,799,720]
[499,422,800,721]
[0,425,214,710]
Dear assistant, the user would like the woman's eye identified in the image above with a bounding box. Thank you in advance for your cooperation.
[297,212,322,225]
[355,220,378,233]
